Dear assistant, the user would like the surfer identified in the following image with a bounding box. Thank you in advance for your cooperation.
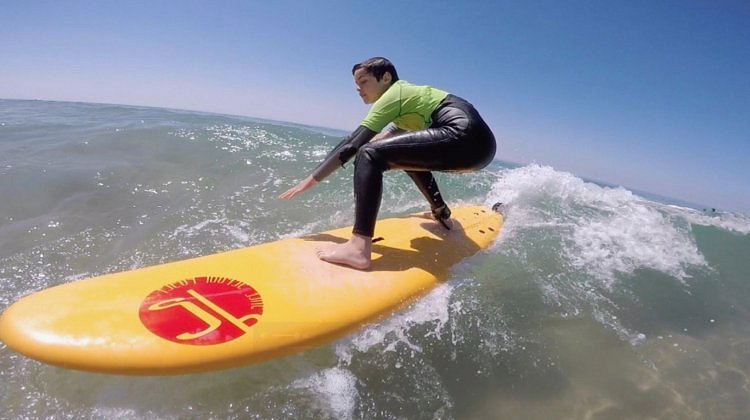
[280,57,496,269]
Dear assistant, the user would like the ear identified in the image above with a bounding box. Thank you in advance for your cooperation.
[382,71,393,84]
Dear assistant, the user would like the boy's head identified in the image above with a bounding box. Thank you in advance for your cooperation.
[352,57,399,83]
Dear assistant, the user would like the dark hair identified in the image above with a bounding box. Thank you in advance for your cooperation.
[352,57,399,82]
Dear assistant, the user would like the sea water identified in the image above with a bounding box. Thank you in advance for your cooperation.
[1,99,749,419]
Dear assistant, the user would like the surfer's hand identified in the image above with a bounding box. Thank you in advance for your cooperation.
[279,176,318,200]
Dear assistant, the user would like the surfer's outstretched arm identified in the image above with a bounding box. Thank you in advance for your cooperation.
[279,125,375,199]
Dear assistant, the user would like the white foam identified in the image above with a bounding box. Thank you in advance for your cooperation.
[487,164,708,283]
[657,203,750,235]
[568,200,706,283]
[335,283,457,364]
[291,367,359,420]
[483,164,716,344]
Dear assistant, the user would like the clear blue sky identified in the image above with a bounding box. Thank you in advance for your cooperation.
[2,1,749,213]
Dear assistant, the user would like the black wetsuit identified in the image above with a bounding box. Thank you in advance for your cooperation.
[311,93,496,237]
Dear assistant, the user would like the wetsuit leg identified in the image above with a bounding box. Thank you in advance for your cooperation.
[404,170,447,212]
[351,96,496,237]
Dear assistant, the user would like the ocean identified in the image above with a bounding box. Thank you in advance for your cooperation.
[1,99,749,419]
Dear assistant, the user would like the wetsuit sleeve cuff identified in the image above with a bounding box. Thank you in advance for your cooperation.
[310,126,376,182]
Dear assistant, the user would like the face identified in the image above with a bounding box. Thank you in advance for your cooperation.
[353,67,392,104]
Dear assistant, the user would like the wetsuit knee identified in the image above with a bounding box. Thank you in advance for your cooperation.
[354,144,386,172]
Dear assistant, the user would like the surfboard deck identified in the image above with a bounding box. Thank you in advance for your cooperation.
[0,204,503,375]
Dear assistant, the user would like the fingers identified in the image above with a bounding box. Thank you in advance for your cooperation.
[278,187,300,200]
[278,177,317,200]
[278,176,318,200]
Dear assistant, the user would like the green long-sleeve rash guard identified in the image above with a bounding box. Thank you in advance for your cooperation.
[361,80,449,132]
[310,81,449,181]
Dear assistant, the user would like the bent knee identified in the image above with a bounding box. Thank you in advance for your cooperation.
[354,145,386,170]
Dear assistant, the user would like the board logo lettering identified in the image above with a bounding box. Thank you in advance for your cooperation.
[139,276,264,345]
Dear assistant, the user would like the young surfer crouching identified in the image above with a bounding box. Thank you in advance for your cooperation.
[280,57,496,269]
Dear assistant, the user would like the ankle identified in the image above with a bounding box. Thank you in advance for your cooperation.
[432,204,451,220]
[349,233,372,251]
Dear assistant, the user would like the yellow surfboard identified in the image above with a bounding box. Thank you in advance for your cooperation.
[0,204,503,375]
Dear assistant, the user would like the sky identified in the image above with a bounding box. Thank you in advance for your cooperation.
[2,1,749,213]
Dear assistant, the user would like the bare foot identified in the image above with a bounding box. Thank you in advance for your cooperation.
[316,234,372,270]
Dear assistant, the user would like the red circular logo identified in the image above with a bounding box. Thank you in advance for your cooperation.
[139,276,264,345]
